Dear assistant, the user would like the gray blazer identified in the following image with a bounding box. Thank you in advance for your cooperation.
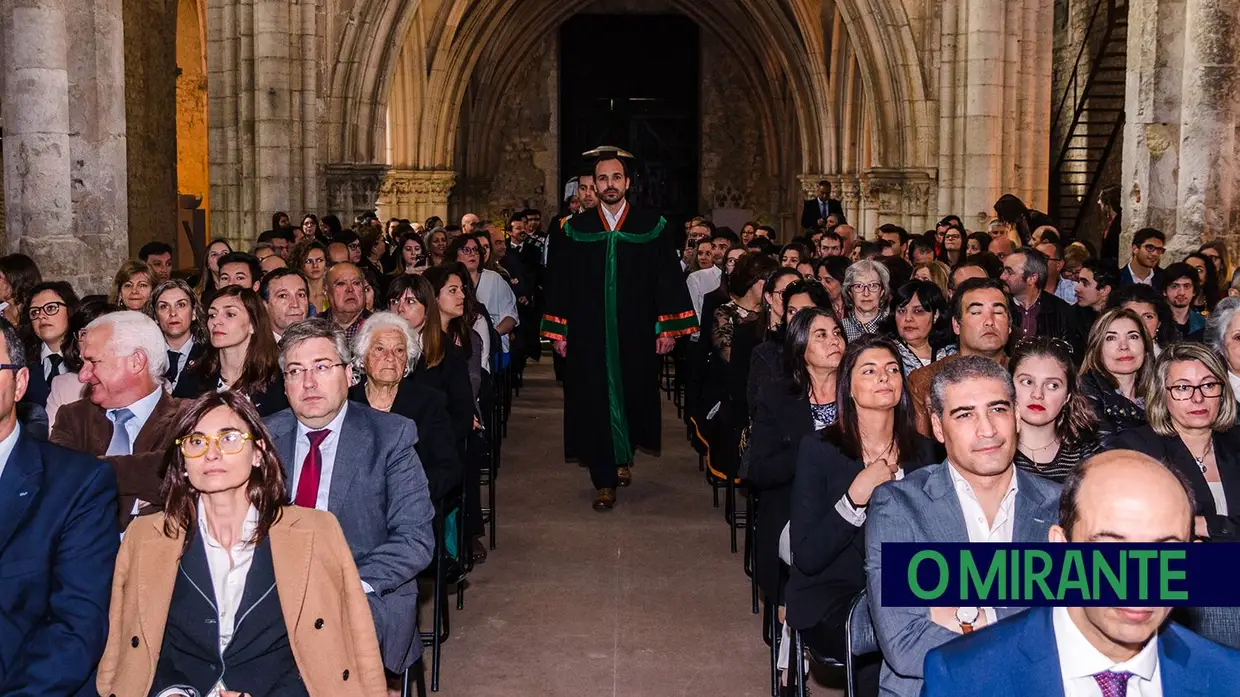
[863,461,1061,697]
[265,403,435,673]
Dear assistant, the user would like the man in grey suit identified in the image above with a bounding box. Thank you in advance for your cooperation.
[864,355,1062,697]
[265,317,435,675]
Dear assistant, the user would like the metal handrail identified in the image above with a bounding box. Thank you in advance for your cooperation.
[1051,0,1112,139]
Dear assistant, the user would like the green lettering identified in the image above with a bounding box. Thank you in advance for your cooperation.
[1130,550,1157,600]
[1159,550,1188,601]
[909,551,949,600]
[1057,550,1090,601]
[1023,550,1055,601]
[962,549,1005,602]
[1092,550,1127,600]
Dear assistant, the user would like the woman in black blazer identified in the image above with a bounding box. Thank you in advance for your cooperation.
[347,311,463,507]
[1114,342,1240,540]
[747,307,845,603]
[786,335,938,697]
[173,286,289,416]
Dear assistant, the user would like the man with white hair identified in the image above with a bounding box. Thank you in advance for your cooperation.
[51,311,182,527]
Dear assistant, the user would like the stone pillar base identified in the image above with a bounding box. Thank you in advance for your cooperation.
[325,163,389,224]
[378,169,457,225]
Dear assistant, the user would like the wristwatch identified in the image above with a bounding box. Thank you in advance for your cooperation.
[956,606,980,634]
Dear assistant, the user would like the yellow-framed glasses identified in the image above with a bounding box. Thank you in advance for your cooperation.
[176,430,255,458]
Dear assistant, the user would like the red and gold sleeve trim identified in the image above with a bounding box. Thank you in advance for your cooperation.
[540,314,568,341]
[655,310,698,339]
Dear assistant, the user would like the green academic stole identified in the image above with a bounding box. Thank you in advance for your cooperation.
[560,214,666,465]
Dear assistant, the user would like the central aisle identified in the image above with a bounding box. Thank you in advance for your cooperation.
[436,360,775,696]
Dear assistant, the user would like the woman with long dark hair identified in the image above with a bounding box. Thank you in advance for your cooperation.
[97,390,387,696]
[425,228,448,267]
[290,239,329,313]
[1186,251,1220,314]
[0,253,42,326]
[1010,337,1100,482]
[1079,306,1153,442]
[298,213,319,242]
[422,263,485,397]
[192,239,232,300]
[174,286,288,415]
[20,280,80,409]
[786,335,936,696]
[882,280,956,375]
[937,225,965,267]
[397,230,427,274]
[747,280,833,412]
[760,267,803,339]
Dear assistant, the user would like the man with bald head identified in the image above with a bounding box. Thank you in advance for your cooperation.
[922,450,1240,696]
[461,212,480,236]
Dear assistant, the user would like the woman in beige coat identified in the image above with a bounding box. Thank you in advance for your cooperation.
[97,390,386,697]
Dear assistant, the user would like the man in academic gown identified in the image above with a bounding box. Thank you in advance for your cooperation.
[541,153,697,511]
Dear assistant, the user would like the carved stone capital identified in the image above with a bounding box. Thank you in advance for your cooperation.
[325,163,391,222]
[376,168,457,222]
[860,168,937,217]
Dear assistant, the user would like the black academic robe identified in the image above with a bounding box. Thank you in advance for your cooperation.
[541,203,697,467]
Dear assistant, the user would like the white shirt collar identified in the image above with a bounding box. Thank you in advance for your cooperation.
[0,422,22,481]
[172,337,195,358]
[946,461,1019,501]
[196,501,261,550]
[40,343,58,361]
[111,385,164,428]
[1053,606,1159,681]
[601,201,628,231]
[1128,262,1155,284]
[296,399,349,442]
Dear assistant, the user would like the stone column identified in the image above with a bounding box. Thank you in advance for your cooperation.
[859,168,937,237]
[324,163,389,223]
[2,0,129,293]
[377,169,457,225]
[1173,0,1240,258]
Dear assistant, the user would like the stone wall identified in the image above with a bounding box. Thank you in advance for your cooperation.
[700,40,777,224]
[176,0,209,240]
[123,0,179,255]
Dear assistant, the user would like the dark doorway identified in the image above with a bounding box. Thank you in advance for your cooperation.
[559,14,700,227]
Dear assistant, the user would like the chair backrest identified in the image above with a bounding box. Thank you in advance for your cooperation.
[847,590,879,657]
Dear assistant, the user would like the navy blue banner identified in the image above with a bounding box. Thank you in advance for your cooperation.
[880,543,1240,607]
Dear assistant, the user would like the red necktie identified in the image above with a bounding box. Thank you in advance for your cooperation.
[294,429,331,508]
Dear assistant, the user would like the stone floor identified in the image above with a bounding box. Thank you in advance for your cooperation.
[426,360,815,697]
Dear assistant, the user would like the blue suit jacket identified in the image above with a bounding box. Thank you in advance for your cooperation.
[865,461,1062,697]
[921,606,1240,697]
[0,428,118,696]
[265,402,435,672]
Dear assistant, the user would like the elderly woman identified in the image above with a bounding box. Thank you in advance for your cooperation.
[348,312,463,506]
[1115,342,1240,540]
[1208,297,1240,399]
[97,390,387,697]
[840,259,891,341]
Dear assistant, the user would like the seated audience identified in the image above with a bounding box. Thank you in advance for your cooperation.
[0,318,118,695]
[45,299,115,428]
[1111,282,1177,354]
[908,277,1013,435]
[866,355,1061,697]
[97,390,386,697]
[1115,342,1240,540]
[747,307,845,603]
[922,450,1240,696]
[138,241,174,283]
[0,252,43,325]
[1208,297,1240,398]
[348,311,463,506]
[322,262,370,342]
[747,280,832,411]
[712,253,776,364]
[217,251,262,291]
[51,311,181,527]
[260,267,310,343]
[173,286,289,416]
[1010,337,1100,482]
[999,246,1083,352]
[911,260,950,296]
[840,259,891,341]
[1078,307,1152,441]
[20,280,79,408]
[787,335,937,696]
[112,260,155,311]
[265,317,435,674]
[883,280,956,375]
[1162,261,1207,340]
[192,239,233,300]
[1073,258,1118,325]
[147,279,206,391]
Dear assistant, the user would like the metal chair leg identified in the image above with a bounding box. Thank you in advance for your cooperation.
[794,629,807,697]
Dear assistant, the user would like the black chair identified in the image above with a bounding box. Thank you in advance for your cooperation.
[418,498,456,692]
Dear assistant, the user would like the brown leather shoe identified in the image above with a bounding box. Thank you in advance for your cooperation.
[616,466,632,487]
[593,487,617,512]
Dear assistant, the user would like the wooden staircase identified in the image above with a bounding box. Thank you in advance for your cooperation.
[1050,0,1128,240]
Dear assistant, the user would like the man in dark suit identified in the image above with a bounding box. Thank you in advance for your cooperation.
[923,450,1240,696]
[800,179,847,230]
[1119,227,1166,287]
[1000,246,1085,354]
[0,318,119,695]
[866,356,1061,697]
[51,311,181,528]
[266,317,435,674]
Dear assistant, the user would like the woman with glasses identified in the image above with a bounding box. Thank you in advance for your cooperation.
[20,281,79,409]
[97,390,387,697]
[173,286,288,416]
[298,213,319,242]
[111,261,155,311]
[1010,337,1100,482]
[1079,307,1153,442]
[291,239,329,313]
[347,312,462,507]
[840,259,891,341]
[938,226,965,267]
[1115,342,1240,540]
[882,280,956,376]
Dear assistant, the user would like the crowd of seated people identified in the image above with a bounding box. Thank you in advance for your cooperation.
[0,210,548,696]
[677,195,1240,695]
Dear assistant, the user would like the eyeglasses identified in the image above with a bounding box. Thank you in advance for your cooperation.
[1166,382,1224,401]
[28,302,65,319]
[1140,244,1166,255]
[1016,336,1074,356]
[459,247,479,255]
[849,282,883,295]
[176,430,255,458]
[283,362,346,380]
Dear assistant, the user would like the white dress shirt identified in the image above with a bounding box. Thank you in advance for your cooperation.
[39,343,66,382]
[0,422,22,483]
[475,268,519,352]
[834,466,906,528]
[110,386,165,452]
[1053,606,1161,696]
[948,462,1018,624]
[199,504,260,662]
[601,200,628,230]
[686,266,723,339]
[1127,262,1155,286]
[289,401,349,512]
